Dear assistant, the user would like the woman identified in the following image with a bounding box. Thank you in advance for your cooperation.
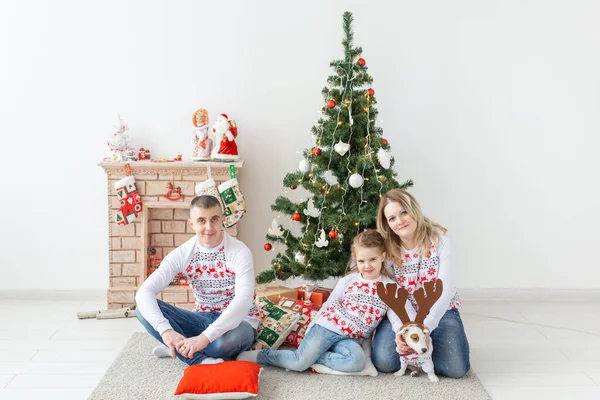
[372,189,470,378]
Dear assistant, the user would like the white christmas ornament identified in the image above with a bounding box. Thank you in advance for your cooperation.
[377,148,392,169]
[299,159,311,173]
[321,170,339,186]
[267,219,284,237]
[334,141,350,156]
[315,229,329,248]
[303,199,321,218]
[349,173,364,188]
[294,252,306,264]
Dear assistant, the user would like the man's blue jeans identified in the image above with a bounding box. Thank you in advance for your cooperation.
[137,299,255,366]
[372,308,470,378]
[258,324,366,372]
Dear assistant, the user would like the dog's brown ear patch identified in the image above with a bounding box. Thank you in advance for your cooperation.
[410,333,419,342]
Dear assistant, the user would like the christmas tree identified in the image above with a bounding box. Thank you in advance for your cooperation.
[256,12,412,284]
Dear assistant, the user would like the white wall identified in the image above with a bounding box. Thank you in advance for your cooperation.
[1,0,598,290]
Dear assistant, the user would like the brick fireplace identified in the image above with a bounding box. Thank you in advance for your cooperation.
[99,161,243,309]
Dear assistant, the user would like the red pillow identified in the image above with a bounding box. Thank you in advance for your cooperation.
[174,361,262,399]
[277,297,321,347]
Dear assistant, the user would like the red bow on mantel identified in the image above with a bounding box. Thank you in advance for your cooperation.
[164,182,184,201]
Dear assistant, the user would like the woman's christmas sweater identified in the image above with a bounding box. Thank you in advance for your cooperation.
[391,233,462,331]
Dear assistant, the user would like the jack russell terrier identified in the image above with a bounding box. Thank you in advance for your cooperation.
[377,280,444,382]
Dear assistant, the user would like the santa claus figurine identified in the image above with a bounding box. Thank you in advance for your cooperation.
[211,113,239,160]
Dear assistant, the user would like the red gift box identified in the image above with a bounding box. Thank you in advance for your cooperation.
[277,297,321,347]
[295,286,332,306]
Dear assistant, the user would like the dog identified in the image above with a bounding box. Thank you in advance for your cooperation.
[394,322,438,382]
[377,280,444,383]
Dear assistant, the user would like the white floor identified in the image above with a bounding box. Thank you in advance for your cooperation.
[1,292,600,400]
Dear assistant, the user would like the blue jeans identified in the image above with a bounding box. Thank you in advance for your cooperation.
[372,308,470,378]
[258,323,366,372]
[137,299,256,366]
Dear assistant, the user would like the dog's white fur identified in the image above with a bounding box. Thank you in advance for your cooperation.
[394,324,438,382]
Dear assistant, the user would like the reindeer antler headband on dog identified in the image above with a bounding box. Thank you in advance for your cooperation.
[376,280,444,327]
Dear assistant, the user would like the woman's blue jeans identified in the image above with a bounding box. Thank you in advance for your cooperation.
[372,308,470,378]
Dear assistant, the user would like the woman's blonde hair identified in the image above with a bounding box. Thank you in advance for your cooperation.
[376,189,447,262]
[347,230,394,279]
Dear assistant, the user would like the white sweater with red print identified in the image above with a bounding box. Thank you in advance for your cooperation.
[311,273,411,340]
[392,233,461,332]
[135,233,260,342]
[400,350,434,372]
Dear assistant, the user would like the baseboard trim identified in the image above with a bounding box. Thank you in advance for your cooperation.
[0,290,106,301]
[458,288,600,302]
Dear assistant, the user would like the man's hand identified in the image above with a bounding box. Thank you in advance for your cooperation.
[177,334,210,359]
[161,329,186,359]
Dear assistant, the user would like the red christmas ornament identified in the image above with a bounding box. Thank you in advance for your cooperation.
[328,229,338,239]
[327,100,336,109]
[367,88,375,96]
[382,138,388,145]
[292,212,301,221]
[264,243,272,251]
[358,58,366,66]
[312,147,321,156]
[289,185,297,190]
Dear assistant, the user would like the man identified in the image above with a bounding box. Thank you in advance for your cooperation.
[136,195,259,365]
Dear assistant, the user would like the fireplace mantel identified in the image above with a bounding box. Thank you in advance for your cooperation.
[98,160,244,309]
[99,160,244,177]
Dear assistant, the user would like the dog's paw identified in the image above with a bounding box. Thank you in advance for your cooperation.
[428,374,439,382]
[410,370,419,377]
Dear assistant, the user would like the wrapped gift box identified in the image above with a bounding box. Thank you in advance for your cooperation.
[277,297,321,348]
[296,286,332,306]
[255,284,297,303]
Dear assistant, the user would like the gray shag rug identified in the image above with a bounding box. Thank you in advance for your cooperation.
[90,333,490,400]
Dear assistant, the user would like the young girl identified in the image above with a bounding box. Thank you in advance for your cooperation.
[237,230,410,373]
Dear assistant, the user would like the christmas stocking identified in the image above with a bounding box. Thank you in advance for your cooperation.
[218,178,246,228]
[194,178,225,210]
[114,175,143,225]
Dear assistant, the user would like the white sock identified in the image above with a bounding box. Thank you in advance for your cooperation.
[152,344,172,358]
[201,357,224,365]
[236,350,260,363]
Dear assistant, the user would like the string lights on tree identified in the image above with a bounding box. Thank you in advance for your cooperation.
[257,12,412,284]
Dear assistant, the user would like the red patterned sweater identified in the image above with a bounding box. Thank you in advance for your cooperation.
[310,273,411,340]
[392,233,462,331]
[136,233,260,342]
